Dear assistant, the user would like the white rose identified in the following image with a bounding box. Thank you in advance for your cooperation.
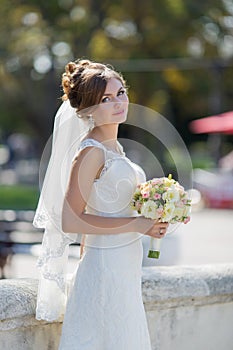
[162,185,180,203]
[141,200,159,220]
[162,203,175,222]
[173,206,184,219]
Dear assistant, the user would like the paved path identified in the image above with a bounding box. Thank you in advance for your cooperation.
[143,208,233,266]
[3,208,233,279]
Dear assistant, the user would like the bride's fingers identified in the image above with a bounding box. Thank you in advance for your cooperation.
[154,225,168,238]
[146,221,169,238]
[159,225,169,234]
[157,230,166,238]
[155,222,169,229]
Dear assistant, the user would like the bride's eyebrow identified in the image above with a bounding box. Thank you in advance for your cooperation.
[102,86,124,96]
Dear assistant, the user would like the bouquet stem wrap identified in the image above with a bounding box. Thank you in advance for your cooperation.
[148,237,161,259]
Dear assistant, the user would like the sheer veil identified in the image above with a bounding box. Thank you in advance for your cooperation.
[33,100,89,321]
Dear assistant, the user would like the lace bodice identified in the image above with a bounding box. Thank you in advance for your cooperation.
[78,138,146,248]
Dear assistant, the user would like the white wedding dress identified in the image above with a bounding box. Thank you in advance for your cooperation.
[58,139,152,350]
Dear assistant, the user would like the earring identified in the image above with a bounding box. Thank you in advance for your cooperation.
[88,115,95,131]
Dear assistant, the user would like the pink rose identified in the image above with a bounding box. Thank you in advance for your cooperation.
[151,178,162,185]
[153,193,161,200]
[142,192,150,198]
[184,216,190,224]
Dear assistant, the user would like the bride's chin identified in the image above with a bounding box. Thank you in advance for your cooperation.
[100,114,128,126]
[120,116,127,124]
[116,114,128,124]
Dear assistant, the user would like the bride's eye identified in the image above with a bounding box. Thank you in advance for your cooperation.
[118,89,126,96]
[101,96,111,103]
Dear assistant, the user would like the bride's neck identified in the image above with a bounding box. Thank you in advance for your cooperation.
[90,124,118,143]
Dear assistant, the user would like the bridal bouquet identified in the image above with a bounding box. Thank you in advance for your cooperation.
[131,174,191,259]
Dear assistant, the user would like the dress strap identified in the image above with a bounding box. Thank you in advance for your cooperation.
[78,138,125,158]
[79,138,106,153]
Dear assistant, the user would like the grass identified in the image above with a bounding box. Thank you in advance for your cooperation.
[0,185,39,210]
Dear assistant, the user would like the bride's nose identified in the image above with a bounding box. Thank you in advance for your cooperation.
[112,97,122,109]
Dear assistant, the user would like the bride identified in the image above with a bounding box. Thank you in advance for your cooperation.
[33,59,168,350]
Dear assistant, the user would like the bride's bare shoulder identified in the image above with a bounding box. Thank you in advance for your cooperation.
[72,139,105,168]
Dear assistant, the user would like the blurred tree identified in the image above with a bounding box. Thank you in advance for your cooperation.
[0,0,233,152]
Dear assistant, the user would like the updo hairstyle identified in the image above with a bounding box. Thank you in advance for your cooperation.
[62,59,126,117]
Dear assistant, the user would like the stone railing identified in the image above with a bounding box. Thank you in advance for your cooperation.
[142,264,233,350]
[0,264,233,350]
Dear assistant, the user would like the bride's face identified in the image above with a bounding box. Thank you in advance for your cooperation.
[93,78,129,126]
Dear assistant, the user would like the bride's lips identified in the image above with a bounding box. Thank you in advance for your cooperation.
[112,109,125,116]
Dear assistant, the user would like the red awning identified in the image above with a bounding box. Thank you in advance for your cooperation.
[189,111,233,135]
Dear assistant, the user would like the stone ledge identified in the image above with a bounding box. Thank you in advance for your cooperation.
[0,279,60,331]
[0,279,38,321]
[142,264,233,309]
[1,264,233,331]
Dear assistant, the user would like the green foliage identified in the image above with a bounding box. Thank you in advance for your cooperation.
[0,0,233,148]
[0,185,39,210]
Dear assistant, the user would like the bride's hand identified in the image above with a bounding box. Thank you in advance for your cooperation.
[142,219,169,239]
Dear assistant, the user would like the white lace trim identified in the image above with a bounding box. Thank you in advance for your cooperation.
[79,138,125,181]
[37,234,72,267]
[36,305,64,322]
[79,138,125,156]
[78,138,106,153]
[96,157,123,180]
[33,209,48,228]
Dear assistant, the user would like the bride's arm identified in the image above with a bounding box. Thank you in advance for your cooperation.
[62,146,168,237]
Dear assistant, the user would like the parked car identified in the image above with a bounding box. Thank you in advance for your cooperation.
[193,168,233,209]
